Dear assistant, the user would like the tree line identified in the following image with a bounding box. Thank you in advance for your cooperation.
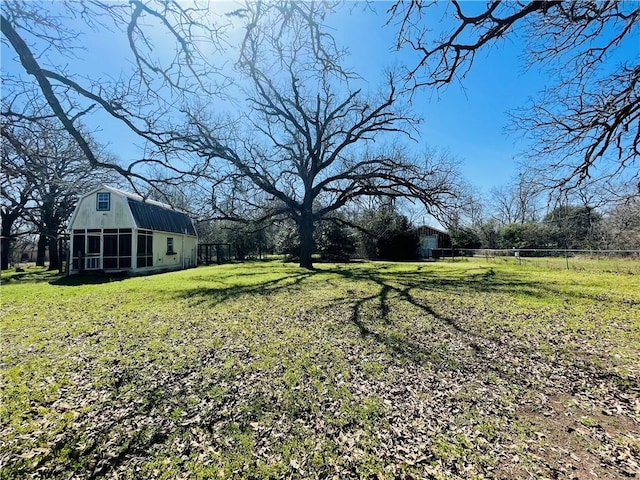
[2,1,638,269]
[452,202,640,251]
[198,200,427,262]
[450,175,640,251]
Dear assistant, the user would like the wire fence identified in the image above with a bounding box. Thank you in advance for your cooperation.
[432,248,640,274]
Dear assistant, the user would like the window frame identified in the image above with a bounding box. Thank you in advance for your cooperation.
[96,192,111,211]
[166,237,175,255]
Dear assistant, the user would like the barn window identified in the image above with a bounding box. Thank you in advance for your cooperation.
[166,237,175,254]
[96,192,110,211]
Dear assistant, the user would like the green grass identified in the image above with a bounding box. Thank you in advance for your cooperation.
[2,259,639,479]
[463,253,640,274]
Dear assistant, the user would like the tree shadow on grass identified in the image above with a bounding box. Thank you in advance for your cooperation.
[172,262,635,393]
[320,265,637,395]
[175,263,535,368]
[4,268,134,286]
[50,272,130,286]
[321,267,487,366]
[1,269,62,284]
[174,269,318,307]
[18,263,635,479]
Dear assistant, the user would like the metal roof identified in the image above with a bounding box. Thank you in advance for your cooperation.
[127,198,197,236]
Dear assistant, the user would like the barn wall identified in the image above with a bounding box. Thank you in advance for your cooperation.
[419,235,439,258]
[184,236,197,267]
[71,191,135,230]
[136,231,198,271]
[69,188,198,275]
[152,232,182,269]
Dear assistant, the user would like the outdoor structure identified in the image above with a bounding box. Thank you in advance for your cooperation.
[416,225,452,258]
[68,185,198,275]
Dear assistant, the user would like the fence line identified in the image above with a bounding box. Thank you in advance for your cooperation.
[430,248,640,273]
[432,248,640,259]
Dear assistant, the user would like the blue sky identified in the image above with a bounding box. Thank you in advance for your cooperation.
[2,1,636,198]
[329,3,547,193]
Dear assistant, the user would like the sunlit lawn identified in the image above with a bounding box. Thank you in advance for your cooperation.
[1,259,639,479]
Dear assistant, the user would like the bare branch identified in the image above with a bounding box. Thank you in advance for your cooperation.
[390,0,640,190]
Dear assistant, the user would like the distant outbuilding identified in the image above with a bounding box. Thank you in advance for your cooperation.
[67,185,198,275]
[416,225,451,258]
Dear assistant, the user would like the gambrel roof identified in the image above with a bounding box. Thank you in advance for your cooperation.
[73,185,197,236]
[127,197,196,236]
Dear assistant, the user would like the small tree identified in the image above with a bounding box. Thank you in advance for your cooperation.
[544,205,603,250]
[499,222,548,249]
[377,229,420,261]
[450,226,481,249]
[489,175,541,226]
[316,220,356,262]
[602,198,640,250]
[274,221,300,260]
[356,202,419,260]
[224,222,272,261]
[476,220,501,249]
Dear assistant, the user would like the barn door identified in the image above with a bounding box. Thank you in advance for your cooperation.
[85,231,102,270]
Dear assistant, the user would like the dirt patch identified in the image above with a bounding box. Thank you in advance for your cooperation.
[515,394,639,479]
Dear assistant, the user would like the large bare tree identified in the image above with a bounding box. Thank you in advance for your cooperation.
[1,1,358,192]
[2,1,465,271]
[184,2,463,268]
[391,1,639,191]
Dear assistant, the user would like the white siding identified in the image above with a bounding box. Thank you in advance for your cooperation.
[151,232,182,269]
[71,191,135,230]
[138,232,198,271]
[68,187,198,275]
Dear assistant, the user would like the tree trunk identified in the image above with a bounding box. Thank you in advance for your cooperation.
[48,234,59,271]
[298,213,314,269]
[36,234,46,266]
[1,235,11,270]
[1,220,13,270]
[58,236,66,274]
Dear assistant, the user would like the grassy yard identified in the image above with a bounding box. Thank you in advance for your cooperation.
[464,254,640,275]
[1,260,639,479]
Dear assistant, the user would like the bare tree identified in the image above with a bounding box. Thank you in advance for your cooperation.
[390,1,639,191]
[603,197,640,249]
[0,160,33,270]
[489,174,541,226]
[1,114,116,270]
[185,3,464,268]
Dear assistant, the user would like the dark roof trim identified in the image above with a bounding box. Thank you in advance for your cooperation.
[416,225,449,236]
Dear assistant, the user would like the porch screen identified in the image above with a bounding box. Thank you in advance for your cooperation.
[103,229,132,269]
[137,229,153,268]
[71,229,132,270]
[71,230,85,270]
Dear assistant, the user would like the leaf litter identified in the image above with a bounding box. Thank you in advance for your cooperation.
[1,261,638,479]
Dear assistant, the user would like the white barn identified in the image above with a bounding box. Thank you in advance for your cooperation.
[68,185,198,275]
